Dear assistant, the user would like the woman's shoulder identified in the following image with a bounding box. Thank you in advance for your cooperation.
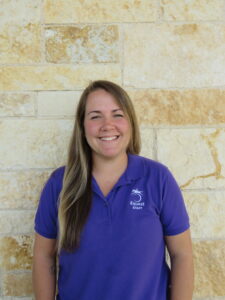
[130,154,169,175]
[50,165,66,180]
[133,155,182,195]
[44,166,66,193]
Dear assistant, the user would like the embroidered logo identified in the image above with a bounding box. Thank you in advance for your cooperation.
[130,189,145,210]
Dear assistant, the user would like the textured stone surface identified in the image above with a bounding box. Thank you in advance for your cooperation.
[140,127,154,160]
[45,25,119,63]
[193,241,225,297]
[157,129,225,189]
[2,273,32,296]
[161,0,225,21]
[194,298,225,300]
[37,91,81,116]
[0,0,41,63]
[0,211,34,234]
[0,65,121,91]
[0,296,32,300]
[44,0,157,23]
[184,191,225,239]
[129,89,225,125]
[0,93,36,117]
[0,120,73,168]
[0,0,41,24]
[124,24,225,88]
[0,296,34,300]
[0,170,51,209]
[0,236,33,271]
[0,1,225,299]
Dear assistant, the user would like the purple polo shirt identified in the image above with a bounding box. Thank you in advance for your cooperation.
[35,154,190,300]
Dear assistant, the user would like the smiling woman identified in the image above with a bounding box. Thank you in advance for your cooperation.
[84,89,131,162]
[33,80,194,300]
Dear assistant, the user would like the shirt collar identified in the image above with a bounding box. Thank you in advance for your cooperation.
[121,153,145,183]
[92,154,145,195]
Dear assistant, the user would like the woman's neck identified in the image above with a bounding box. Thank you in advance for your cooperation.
[92,153,128,179]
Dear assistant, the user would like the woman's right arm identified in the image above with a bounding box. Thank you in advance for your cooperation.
[32,233,57,300]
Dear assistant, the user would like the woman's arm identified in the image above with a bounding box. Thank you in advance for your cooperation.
[165,229,194,300]
[32,233,57,300]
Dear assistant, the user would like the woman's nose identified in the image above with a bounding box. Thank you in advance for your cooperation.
[100,117,115,130]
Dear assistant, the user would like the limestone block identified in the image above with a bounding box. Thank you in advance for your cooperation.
[0,211,34,234]
[0,170,51,209]
[193,240,225,297]
[157,129,225,189]
[129,89,225,126]
[0,0,41,63]
[45,25,119,63]
[0,119,73,168]
[140,127,155,160]
[0,0,41,24]
[44,0,157,23]
[0,298,32,300]
[124,24,225,88]
[161,0,225,21]
[193,298,225,300]
[0,93,36,117]
[2,273,32,296]
[0,65,121,91]
[37,91,81,116]
[184,191,225,239]
[0,235,33,271]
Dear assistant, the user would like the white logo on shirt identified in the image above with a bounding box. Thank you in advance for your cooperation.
[130,189,145,210]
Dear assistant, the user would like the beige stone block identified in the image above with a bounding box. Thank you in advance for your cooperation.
[0,235,33,271]
[44,0,157,23]
[124,24,225,88]
[129,89,225,126]
[0,93,36,117]
[0,211,34,234]
[0,0,42,63]
[0,298,33,300]
[0,23,41,63]
[0,65,121,91]
[193,240,225,297]
[37,91,81,116]
[45,25,119,63]
[184,191,225,239]
[193,298,225,300]
[0,119,73,168]
[2,272,33,296]
[161,0,225,21]
[140,127,155,160]
[0,0,41,24]
[0,171,51,209]
[157,129,225,189]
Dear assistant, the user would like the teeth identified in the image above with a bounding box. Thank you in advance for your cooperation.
[100,136,118,141]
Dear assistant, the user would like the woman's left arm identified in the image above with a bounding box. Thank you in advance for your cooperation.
[165,229,194,300]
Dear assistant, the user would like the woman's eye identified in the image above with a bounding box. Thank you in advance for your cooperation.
[90,115,100,120]
[114,114,124,118]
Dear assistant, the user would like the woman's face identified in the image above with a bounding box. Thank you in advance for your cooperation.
[84,89,131,162]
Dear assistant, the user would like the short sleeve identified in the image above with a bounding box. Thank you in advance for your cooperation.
[34,172,61,239]
[160,168,190,236]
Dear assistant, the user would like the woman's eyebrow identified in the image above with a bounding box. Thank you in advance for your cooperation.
[87,110,101,115]
[87,108,123,115]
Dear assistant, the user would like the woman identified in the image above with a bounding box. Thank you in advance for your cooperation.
[33,80,194,300]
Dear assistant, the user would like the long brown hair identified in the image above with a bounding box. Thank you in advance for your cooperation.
[58,80,141,252]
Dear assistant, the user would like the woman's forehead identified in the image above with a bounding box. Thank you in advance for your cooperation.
[85,89,122,111]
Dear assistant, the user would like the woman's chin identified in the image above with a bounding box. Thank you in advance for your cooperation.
[93,150,127,161]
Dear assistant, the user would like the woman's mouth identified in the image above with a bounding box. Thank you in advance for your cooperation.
[99,135,119,141]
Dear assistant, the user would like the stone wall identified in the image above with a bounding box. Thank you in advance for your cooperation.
[0,0,225,299]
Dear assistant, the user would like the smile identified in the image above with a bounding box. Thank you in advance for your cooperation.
[99,136,119,141]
